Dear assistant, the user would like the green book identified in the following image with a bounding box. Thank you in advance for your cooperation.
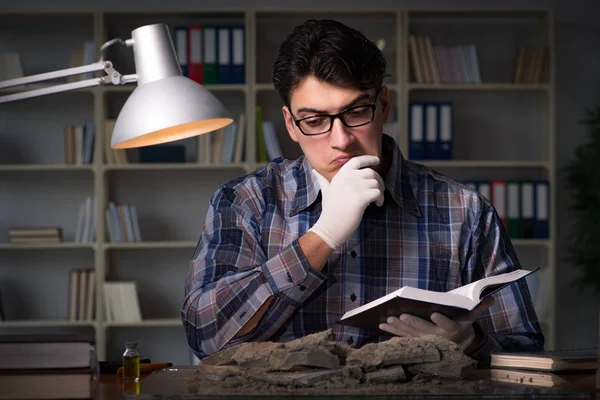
[256,106,268,163]
[507,180,521,239]
[203,26,218,84]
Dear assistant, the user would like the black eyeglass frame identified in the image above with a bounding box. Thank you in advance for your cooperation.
[290,89,382,136]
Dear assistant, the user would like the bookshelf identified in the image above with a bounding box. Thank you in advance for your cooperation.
[0,8,556,363]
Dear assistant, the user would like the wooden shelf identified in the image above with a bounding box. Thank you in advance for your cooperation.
[408,83,551,92]
[0,320,97,328]
[255,83,275,92]
[104,318,182,328]
[418,160,550,169]
[0,242,95,250]
[511,239,550,247]
[256,83,401,92]
[103,163,248,171]
[0,164,95,172]
[100,84,248,94]
[103,241,197,250]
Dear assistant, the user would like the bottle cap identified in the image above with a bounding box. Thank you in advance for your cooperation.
[125,341,139,349]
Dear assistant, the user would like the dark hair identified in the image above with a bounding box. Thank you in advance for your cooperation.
[272,19,389,108]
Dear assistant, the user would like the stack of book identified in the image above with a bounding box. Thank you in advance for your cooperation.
[0,334,98,399]
[408,35,481,84]
[512,47,549,83]
[103,281,142,323]
[68,269,96,322]
[74,196,96,243]
[488,349,598,388]
[64,119,95,165]
[7,227,62,244]
[105,202,141,243]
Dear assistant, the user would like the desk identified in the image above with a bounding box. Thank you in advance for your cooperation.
[96,368,598,400]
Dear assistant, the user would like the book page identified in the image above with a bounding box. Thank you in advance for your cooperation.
[448,268,537,301]
[400,286,476,310]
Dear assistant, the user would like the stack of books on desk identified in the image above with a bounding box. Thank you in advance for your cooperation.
[489,349,598,388]
[0,334,98,399]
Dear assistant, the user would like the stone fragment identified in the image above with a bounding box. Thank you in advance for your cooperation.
[249,369,346,387]
[406,335,477,378]
[197,364,241,381]
[233,341,284,368]
[347,336,440,369]
[200,345,239,366]
[344,365,364,382]
[365,365,408,384]
[268,347,340,371]
[283,329,335,352]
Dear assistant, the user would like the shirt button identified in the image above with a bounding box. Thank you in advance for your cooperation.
[350,293,357,302]
[299,285,306,291]
[350,250,357,258]
[347,336,354,345]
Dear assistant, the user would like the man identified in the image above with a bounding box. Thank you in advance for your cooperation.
[182,19,544,367]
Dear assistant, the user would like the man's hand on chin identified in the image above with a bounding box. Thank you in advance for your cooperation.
[378,296,494,351]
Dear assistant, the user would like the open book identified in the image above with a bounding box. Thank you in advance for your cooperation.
[338,268,538,329]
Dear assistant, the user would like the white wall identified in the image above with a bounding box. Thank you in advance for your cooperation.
[2,0,599,350]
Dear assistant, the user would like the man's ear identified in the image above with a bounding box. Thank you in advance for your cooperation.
[282,106,299,143]
[380,86,391,123]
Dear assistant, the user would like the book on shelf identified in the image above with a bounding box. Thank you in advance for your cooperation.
[461,180,550,240]
[64,119,94,165]
[408,102,453,161]
[0,52,24,81]
[512,47,548,84]
[66,41,96,83]
[7,227,63,244]
[0,287,4,321]
[68,268,96,322]
[74,196,95,243]
[254,108,282,162]
[337,268,537,330]
[105,202,142,243]
[103,119,129,165]
[490,349,598,372]
[103,281,142,323]
[197,113,246,165]
[172,25,245,84]
[408,35,481,84]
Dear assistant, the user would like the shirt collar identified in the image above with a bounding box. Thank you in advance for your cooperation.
[383,135,422,217]
[289,157,320,217]
[289,134,422,218]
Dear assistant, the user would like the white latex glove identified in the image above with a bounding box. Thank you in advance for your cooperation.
[308,155,385,249]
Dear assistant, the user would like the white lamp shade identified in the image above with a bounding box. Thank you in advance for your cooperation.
[111,75,233,149]
[110,23,233,149]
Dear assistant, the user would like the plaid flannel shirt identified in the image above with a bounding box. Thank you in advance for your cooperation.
[182,134,544,362]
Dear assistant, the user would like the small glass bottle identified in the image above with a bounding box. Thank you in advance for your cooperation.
[122,341,140,382]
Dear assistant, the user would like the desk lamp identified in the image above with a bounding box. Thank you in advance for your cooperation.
[0,23,233,148]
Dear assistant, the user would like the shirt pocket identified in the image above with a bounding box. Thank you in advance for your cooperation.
[428,241,461,292]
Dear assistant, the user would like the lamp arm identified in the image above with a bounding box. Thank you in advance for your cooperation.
[0,36,138,104]
[0,61,107,90]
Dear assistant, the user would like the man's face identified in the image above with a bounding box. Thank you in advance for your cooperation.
[282,76,390,182]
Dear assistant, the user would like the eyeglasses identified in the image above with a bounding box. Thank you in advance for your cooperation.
[291,90,380,136]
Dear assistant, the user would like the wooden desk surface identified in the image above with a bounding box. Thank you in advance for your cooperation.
[96,369,599,400]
